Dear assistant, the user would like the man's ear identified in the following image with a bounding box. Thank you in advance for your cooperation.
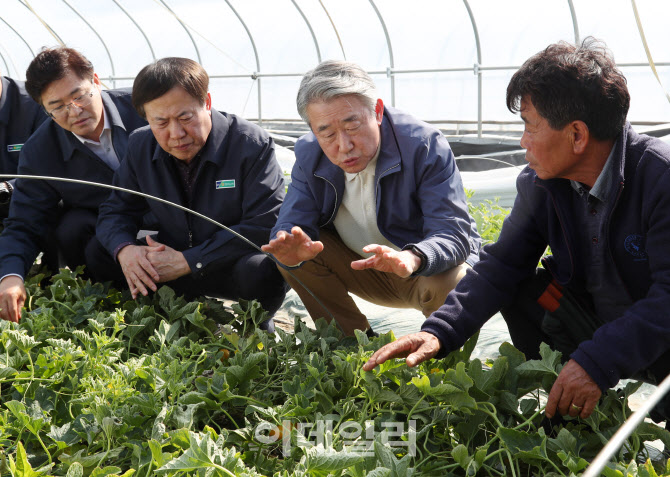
[375,98,383,124]
[570,120,590,154]
[205,92,212,112]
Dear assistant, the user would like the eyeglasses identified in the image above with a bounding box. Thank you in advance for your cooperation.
[46,89,97,119]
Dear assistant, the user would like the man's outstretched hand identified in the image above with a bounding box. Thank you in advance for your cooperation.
[351,245,422,278]
[363,331,442,371]
[261,226,324,266]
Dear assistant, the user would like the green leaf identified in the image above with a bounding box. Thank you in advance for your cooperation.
[156,431,243,475]
[153,320,180,348]
[90,466,124,477]
[516,342,561,379]
[0,366,17,379]
[451,444,470,468]
[600,464,625,477]
[13,442,40,477]
[6,330,39,353]
[373,441,414,476]
[66,462,84,477]
[498,427,548,464]
[411,362,476,409]
[303,444,364,474]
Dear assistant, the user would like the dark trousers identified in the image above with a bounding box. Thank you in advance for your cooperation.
[86,238,288,317]
[54,208,98,275]
[501,268,670,422]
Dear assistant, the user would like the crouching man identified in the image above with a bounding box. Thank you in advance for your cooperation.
[263,60,480,336]
[0,47,147,323]
[364,39,670,423]
[91,58,287,330]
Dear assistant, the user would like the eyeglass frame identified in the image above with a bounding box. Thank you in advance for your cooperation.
[45,85,99,119]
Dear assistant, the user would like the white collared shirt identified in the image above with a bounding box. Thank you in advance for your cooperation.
[73,108,120,170]
[333,146,400,257]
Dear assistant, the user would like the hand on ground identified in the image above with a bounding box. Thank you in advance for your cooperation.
[0,276,26,323]
[545,359,602,419]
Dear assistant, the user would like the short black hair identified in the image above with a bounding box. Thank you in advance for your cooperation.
[132,57,208,119]
[25,47,94,104]
[506,37,630,140]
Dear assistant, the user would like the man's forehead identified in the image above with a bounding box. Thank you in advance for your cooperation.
[44,73,90,101]
[308,97,364,127]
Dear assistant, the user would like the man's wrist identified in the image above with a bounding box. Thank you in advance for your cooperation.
[407,246,427,275]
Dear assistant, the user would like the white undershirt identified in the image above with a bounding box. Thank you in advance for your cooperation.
[333,146,400,257]
[73,108,120,170]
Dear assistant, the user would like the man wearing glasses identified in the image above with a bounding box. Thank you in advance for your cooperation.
[0,47,146,323]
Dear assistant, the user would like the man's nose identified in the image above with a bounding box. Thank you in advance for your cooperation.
[338,132,353,152]
[168,121,186,138]
[520,131,529,150]
[67,103,83,117]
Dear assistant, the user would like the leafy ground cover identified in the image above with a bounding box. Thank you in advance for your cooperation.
[1,198,669,476]
[0,268,668,476]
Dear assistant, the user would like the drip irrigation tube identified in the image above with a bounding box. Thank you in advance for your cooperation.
[0,173,341,333]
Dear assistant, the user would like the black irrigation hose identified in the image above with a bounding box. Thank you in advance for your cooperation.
[0,173,343,334]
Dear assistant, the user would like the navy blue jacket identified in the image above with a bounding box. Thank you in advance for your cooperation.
[423,124,670,390]
[96,109,285,277]
[271,106,480,275]
[0,76,46,177]
[0,89,146,278]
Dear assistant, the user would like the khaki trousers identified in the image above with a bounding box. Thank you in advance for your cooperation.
[279,229,469,336]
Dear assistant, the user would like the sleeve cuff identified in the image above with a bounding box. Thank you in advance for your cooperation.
[570,348,615,392]
[113,241,136,262]
[0,273,24,283]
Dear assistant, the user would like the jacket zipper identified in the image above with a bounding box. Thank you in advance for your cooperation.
[313,173,338,226]
[375,163,400,205]
[535,181,575,283]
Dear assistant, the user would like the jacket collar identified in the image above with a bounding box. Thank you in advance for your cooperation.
[535,122,628,196]
[62,90,124,162]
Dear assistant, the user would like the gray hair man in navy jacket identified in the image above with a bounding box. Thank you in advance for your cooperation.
[0,47,147,323]
[263,60,480,337]
[364,38,670,425]
[91,58,286,331]
[0,73,47,219]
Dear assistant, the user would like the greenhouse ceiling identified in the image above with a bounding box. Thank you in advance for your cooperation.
[1,0,669,132]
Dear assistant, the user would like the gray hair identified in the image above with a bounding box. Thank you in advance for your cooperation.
[296,60,378,125]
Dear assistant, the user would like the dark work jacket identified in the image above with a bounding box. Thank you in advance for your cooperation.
[0,76,46,177]
[272,106,480,275]
[0,89,146,278]
[96,109,285,278]
[422,124,670,391]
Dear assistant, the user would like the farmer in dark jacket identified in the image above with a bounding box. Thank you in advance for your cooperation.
[365,38,670,423]
[263,60,480,336]
[0,74,47,219]
[92,58,286,331]
[0,47,147,323]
